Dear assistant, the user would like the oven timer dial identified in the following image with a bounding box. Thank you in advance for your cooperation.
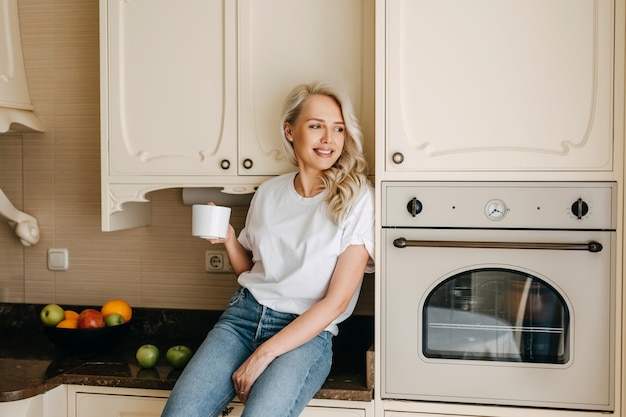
[406,197,423,217]
[484,199,507,221]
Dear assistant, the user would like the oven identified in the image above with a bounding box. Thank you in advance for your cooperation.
[381,181,616,411]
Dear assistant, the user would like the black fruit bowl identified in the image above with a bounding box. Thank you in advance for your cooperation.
[43,321,131,354]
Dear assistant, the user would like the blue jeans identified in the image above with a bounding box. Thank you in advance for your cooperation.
[161,287,333,417]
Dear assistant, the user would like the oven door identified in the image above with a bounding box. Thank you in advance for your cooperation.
[381,228,615,411]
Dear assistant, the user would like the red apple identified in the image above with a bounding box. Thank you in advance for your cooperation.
[77,308,105,328]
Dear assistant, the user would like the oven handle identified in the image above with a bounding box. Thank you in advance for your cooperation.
[392,238,603,253]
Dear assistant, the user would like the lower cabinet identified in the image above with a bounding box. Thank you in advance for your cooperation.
[68,386,372,417]
[382,406,612,417]
[385,413,469,417]
[0,394,42,417]
[0,386,66,417]
[73,389,166,417]
[301,406,367,417]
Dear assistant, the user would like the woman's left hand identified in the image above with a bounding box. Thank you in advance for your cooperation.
[232,349,276,404]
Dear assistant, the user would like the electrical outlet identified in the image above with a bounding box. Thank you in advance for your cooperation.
[205,250,233,273]
[47,248,69,271]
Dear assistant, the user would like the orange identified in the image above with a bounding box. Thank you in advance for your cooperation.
[64,310,79,321]
[101,299,132,322]
[56,318,78,329]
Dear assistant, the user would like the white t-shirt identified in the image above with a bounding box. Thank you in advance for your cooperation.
[237,171,375,335]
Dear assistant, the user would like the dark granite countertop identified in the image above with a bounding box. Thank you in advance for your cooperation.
[0,303,374,403]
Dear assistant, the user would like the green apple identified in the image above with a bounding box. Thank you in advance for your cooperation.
[136,344,159,368]
[166,345,193,369]
[104,312,125,326]
[40,304,65,327]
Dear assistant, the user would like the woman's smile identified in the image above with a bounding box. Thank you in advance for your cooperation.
[314,147,334,157]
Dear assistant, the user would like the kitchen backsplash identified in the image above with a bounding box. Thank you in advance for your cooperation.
[0,0,374,316]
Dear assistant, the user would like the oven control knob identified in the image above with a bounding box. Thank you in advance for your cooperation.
[571,198,589,219]
[406,197,423,217]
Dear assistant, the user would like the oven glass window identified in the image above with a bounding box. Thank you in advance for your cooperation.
[423,268,569,364]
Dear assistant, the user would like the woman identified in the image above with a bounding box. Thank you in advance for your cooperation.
[161,81,374,417]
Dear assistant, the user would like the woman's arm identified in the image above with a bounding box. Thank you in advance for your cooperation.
[232,243,370,402]
[207,223,253,276]
[222,224,253,276]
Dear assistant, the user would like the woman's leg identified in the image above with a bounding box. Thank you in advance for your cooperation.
[162,288,333,417]
[161,288,258,417]
[242,330,333,417]
[160,326,251,417]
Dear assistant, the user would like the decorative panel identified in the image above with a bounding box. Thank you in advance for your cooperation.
[106,0,236,175]
[386,0,614,172]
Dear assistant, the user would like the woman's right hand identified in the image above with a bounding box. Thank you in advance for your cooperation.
[203,202,234,246]
[206,223,236,246]
[204,203,253,275]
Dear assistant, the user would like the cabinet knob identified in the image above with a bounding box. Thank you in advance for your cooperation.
[392,152,404,164]
[220,159,231,170]
[242,159,253,169]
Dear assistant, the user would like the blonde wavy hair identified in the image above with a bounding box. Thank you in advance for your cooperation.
[280,81,370,225]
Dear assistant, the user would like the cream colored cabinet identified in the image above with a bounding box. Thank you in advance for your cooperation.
[302,406,367,417]
[100,0,374,231]
[0,394,42,417]
[385,414,452,417]
[103,0,237,179]
[384,413,475,417]
[74,393,165,417]
[382,409,612,417]
[73,390,235,417]
[381,0,620,176]
[69,386,371,417]
[0,385,66,417]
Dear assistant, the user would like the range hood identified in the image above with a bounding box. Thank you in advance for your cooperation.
[0,0,44,133]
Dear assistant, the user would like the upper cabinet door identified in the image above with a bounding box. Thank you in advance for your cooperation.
[385,0,616,173]
[105,0,238,176]
[100,0,375,230]
[103,0,374,178]
[238,0,375,176]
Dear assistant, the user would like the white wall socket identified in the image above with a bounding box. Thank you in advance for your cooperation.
[205,250,233,273]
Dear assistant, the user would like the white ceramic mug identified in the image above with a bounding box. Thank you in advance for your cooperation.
[192,205,231,239]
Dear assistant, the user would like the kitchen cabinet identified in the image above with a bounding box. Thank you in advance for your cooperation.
[380,0,621,177]
[74,390,168,417]
[382,408,612,417]
[69,386,372,417]
[0,395,42,417]
[100,0,375,231]
[44,385,67,417]
[0,386,65,417]
[385,414,470,417]
[385,413,491,417]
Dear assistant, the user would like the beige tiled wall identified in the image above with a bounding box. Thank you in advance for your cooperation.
[0,0,374,315]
